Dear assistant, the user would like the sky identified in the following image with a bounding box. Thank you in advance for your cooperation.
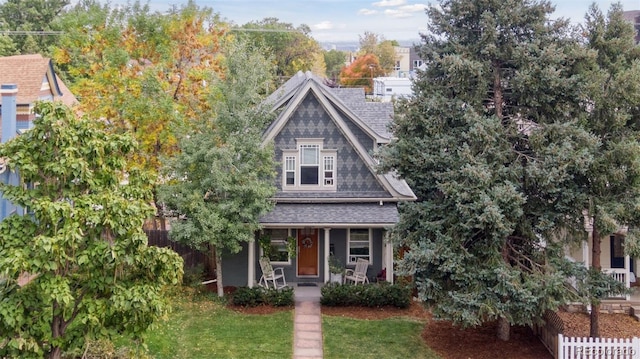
[123,0,640,44]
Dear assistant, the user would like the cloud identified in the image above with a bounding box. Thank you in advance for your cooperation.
[358,8,378,15]
[313,21,334,30]
[384,9,413,18]
[372,0,406,7]
[399,4,428,12]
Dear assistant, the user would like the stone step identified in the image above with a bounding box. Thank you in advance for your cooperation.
[630,306,640,321]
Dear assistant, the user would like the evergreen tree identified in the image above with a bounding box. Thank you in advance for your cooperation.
[379,0,598,340]
[574,3,640,337]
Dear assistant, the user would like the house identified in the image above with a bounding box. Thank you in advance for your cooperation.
[0,54,77,219]
[566,217,638,304]
[372,77,413,102]
[222,71,416,287]
[0,53,77,138]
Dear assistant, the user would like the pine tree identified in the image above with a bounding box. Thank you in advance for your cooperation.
[575,3,640,337]
[379,0,597,340]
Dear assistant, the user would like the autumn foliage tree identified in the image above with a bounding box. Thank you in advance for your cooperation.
[52,0,226,174]
[339,53,384,94]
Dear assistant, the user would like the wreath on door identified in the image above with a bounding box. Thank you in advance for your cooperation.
[301,237,313,248]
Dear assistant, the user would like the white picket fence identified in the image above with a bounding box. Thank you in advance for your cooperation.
[559,334,640,358]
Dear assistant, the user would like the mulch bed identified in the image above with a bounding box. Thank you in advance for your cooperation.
[558,310,640,338]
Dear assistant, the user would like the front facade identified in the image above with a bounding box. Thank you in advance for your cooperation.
[223,71,415,287]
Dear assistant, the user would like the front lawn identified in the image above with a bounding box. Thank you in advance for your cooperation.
[323,315,440,359]
[118,291,293,359]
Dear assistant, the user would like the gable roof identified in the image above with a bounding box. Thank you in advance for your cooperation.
[0,54,76,106]
[262,71,415,201]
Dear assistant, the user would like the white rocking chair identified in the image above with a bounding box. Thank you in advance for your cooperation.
[344,258,369,284]
[259,256,287,289]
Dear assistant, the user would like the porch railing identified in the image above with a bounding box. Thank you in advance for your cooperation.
[603,268,631,300]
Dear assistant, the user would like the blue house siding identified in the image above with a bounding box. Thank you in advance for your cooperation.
[273,93,385,194]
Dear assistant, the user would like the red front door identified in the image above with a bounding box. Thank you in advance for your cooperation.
[297,228,318,276]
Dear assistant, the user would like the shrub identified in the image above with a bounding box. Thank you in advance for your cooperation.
[231,286,294,307]
[321,282,412,308]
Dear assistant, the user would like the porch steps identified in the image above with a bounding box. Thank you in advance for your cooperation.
[630,306,640,321]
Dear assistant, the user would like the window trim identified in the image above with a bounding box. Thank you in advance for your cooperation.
[260,228,293,265]
[282,139,337,191]
[347,228,372,265]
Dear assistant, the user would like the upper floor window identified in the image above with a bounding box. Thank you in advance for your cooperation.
[413,60,423,68]
[282,139,336,191]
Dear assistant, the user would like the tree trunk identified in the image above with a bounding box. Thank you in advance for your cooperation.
[215,248,224,297]
[590,223,601,338]
[497,316,511,341]
[50,308,62,359]
[206,244,216,278]
[497,240,511,341]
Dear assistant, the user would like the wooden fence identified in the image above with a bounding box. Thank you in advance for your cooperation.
[534,310,565,359]
[144,230,206,269]
[558,335,640,359]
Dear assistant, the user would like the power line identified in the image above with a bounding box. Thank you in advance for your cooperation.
[0,30,63,35]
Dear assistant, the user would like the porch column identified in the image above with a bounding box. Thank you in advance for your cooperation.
[324,228,331,283]
[582,240,590,268]
[248,240,255,288]
[626,254,631,298]
[385,238,394,283]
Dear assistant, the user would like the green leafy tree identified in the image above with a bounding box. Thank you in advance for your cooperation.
[323,49,346,82]
[158,39,277,297]
[237,17,323,78]
[379,0,599,341]
[0,0,69,54]
[573,3,640,337]
[0,102,183,359]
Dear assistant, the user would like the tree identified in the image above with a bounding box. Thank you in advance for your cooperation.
[378,0,597,341]
[237,17,323,78]
[0,0,69,54]
[52,0,226,175]
[573,3,640,337]
[0,102,183,359]
[339,53,384,94]
[158,39,277,297]
[323,49,346,82]
[358,31,398,75]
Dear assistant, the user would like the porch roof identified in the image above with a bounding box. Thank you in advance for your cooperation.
[259,203,399,227]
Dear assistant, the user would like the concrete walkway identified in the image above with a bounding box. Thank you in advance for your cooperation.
[293,284,323,359]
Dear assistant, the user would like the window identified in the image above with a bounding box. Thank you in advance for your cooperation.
[300,144,319,185]
[262,229,292,264]
[413,60,423,68]
[282,139,336,191]
[348,228,371,264]
[394,61,400,70]
[323,156,334,186]
[285,156,296,185]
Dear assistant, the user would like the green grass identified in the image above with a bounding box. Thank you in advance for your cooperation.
[118,292,293,359]
[323,315,441,359]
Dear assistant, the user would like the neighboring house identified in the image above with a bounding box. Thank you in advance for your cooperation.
[393,46,424,78]
[223,71,416,287]
[0,53,77,138]
[566,218,638,302]
[622,10,640,45]
[0,54,77,219]
[372,77,413,102]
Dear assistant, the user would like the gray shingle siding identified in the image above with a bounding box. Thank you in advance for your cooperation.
[273,93,386,194]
